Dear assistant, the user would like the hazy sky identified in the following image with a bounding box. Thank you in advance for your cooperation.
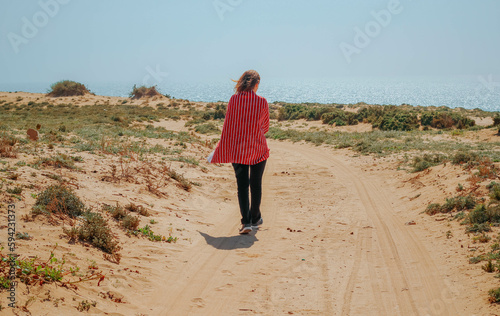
[1,0,499,85]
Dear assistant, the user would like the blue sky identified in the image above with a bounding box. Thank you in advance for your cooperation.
[1,0,499,86]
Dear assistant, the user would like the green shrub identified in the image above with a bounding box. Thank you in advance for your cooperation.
[136,225,174,242]
[357,106,384,124]
[420,111,475,129]
[451,152,479,165]
[425,195,476,216]
[412,153,446,172]
[321,110,344,125]
[493,114,500,126]
[278,104,307,121]
[305,107,332,121]
[33,185,85,218]
[47,80,90,97]
[420,112,435,127]
[487,205,500,223]
[489,288,500,303]
[213,103,227,119]
[425,203,443,215]
[194,123,220,134]
[73,211,119,254]
[377,112,419,131]
[466,223,491,234]
[483,260,495,273]
[106,204,127,220]
[469,204,489,224]
[440,195,476,213]
[6,186,23,194]
[487,182,500,201]
[413,160,432,173]
[35,153,79,169]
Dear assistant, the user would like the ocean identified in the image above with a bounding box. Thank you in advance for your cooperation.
[1,76,499,112]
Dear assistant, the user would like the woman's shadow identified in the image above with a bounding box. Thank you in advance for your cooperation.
[198,230,259,250]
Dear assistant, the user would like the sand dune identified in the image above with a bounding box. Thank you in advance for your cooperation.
[0,93,499,315]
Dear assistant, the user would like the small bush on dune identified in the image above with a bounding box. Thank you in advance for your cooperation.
[129,85,162,99]
[451,152,479,165]
[212,103,227,119]
[0,136,18,158]
[195,123,220,134]
[425,195,476,215]
[421,111,475,130]
[321,109,346,125]
[425,203,442,215]
[122,214,140,231]
[33,185,85,218]
[65,210,120,254]
[47,80,90,97]
[493,114,500,126]
[106,204,128,220]
[167,168,192,191]
[377,112,419,131]
[466,223,491,234]
[104,203,143,230]
[469,204,489,224]
[489,288,500,303]
[278,104,306,121]
[35,153,81,169]
[487,182,500,201]
[412,153,446,172]
[125,203,150,217]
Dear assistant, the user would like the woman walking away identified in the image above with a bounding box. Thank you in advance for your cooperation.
[209,70,270,234]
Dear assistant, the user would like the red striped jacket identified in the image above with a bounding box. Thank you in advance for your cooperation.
[210,90,270,165]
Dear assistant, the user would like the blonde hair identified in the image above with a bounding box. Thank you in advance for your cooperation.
[233,70,260,93]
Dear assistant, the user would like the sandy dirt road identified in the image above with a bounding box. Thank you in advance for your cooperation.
[147,140,467,316]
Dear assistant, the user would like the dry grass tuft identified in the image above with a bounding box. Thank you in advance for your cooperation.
[125,203,150,217]
[129,85,162,99]
[0,136,18,158]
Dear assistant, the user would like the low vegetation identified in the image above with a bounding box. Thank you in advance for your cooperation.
[102,203,176,243]
[0,136,18,158]
[0,246,104,290]
[423,159,500,302]
[0,89,498,310]
[64,210,121,257]
[32,185,86,219]
[47,80,90,97]
[129,85,162,99]
[273,103,481,131]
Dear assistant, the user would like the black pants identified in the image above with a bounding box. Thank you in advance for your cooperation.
[232,160,267,225]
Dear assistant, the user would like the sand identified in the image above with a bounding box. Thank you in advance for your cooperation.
[1,93,499,315]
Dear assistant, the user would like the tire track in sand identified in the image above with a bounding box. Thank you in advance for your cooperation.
[279,141,460,315]
[150,140,461,315]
